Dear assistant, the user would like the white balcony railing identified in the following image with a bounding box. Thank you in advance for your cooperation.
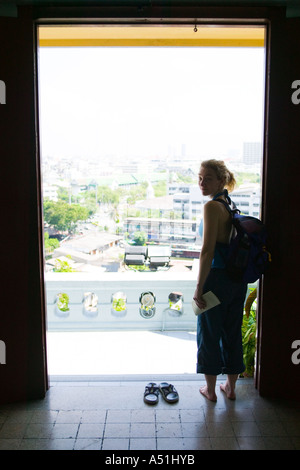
[45,271,198,332]
[45,271,256,333]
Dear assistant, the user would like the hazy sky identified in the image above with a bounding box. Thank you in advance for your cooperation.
[38,46,266,160]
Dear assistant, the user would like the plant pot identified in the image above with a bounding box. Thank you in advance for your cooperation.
[54,292,70,318]
[139,291,156,319]
[167,291,184,317]
[111,291,127,317]
[82,292,98,318]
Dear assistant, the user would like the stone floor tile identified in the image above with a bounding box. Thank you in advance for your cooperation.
[156,422,182,438]
[51,423,79,439]
[227,408,255,421]
[106,409,131,423]
[4,410,33,424]
[0,411,8,424]
[77,423,104,439]
[81,410,106,423]
[24,423,54,439]
[291,437,300,450]
[251,407,278,421]
[263,436,295,450]
[180,408,205,422]
[102,438,129,450]
[257,420,288,437]
[182,437,211,450]
[0,422,28,439]
[30,410,58,423]
[129,438,156,450]
[204,408,231,422]
[181,422,208,438]
[206,421,234,438]
[74,438,102,450]
[210,437,240,450]
[231,420,261,437]
[130,422,156,438]
[20,438,75,450]
[56,410,82,423]
[156,437,185,450]
[155,409,180,423]
[237,437,267,450]
[130,409,155,423]
[104,422,130,438]
[0,439,21,450]
[282,420,300,436]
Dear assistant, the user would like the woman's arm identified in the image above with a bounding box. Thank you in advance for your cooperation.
[193,201,219,308]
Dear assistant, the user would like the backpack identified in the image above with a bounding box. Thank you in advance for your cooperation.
[216,198,271,283]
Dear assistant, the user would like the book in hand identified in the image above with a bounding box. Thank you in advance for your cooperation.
[192,291,221,315]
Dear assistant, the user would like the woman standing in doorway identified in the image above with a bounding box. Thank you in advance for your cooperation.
[193,159,247,401]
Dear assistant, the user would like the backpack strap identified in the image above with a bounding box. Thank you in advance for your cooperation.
[213,189,231,203]
[213,196,240,215]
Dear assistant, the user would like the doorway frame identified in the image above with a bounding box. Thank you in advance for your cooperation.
[34,10,270,387]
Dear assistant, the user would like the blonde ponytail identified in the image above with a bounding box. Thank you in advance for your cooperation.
[200,159,236,193]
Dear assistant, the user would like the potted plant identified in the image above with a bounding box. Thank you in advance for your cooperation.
[111,291,127,317]
[139,291,156,319]
[168,291,184,317]
[82,292,98,317]
[241,288,257,377]
[55,292,70,317]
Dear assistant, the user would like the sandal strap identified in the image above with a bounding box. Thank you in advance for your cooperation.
[161,384,177,394]
[144,383,159,396]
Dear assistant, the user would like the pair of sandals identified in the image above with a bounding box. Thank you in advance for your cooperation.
[144,382,179,405]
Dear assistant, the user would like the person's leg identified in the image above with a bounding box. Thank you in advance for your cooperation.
[200,375,217,402]
[220,374,238,400]
[220,281,247,399]
[221,282,247,372]
[196,270,231,402]
[196,272,224,377]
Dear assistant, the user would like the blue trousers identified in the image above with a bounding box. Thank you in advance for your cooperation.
[197,269,247,376]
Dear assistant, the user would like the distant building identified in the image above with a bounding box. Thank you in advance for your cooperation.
[168,181,261,224]
[43,183,58,201]
[124,217,197,244]
[231,185,261,217]
[243,142,262,165]
[53,233,122,263]
[168,183,207,223]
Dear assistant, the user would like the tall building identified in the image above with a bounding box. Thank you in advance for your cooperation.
[243,142,262,165]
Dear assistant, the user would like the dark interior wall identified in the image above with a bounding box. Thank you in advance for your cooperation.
[0,7,48,404]
[257,12,300,400]
[0,4,299,404]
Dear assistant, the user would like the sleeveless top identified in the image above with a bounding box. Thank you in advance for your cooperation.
[199,190,230,269]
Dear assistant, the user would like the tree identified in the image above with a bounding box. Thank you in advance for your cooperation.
[133,231,147,246]
[54,257,76,272]
[44,232,60,251]
[43,200,89,233]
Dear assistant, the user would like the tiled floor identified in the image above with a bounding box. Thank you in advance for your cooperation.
[0,377,299,450]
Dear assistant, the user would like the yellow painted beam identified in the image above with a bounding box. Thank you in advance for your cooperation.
[38,26,265,47]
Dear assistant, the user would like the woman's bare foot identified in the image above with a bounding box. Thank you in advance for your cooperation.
[200,386,217,402]
[220,382,236,400]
